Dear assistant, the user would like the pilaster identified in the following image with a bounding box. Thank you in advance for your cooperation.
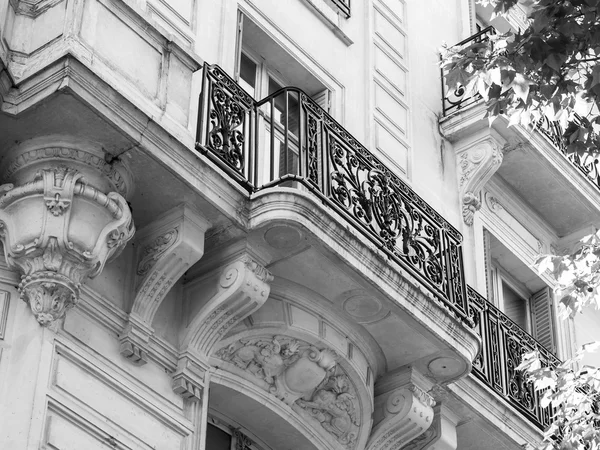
[366,367,436,450]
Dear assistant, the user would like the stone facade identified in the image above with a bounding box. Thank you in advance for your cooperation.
[0,1,597,450]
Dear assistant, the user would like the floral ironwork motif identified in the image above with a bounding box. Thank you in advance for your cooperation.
[196,63,470,328]
[467,286,559,429]
[198,64,255,177]
[195,61,570,431]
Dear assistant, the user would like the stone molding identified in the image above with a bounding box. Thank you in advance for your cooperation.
[456,137,503,225]
[0,139,134,326]
[367,368,436,450]
[0,137,134,199]
[119,203,210,365]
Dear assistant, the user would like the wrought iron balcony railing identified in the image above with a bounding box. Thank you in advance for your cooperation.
[441,28,600,192]
[441,26,495,116]
[197,63,470,328]
[196,63,559,431]
[328,0,350,18]
[468,286,560,429]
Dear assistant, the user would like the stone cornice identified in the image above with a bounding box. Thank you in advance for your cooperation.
[447,374,543,447]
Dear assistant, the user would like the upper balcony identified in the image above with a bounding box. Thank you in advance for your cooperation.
[195,62,559,436]
[440,27,600,242]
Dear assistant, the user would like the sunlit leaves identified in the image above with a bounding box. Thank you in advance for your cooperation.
[441,0,600,158]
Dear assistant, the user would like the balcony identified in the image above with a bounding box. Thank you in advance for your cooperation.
[196,63,470,328]
[441,28,600,238]
[196,63,559,432]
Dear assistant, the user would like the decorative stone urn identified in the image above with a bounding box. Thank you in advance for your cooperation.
[0,136,135,326]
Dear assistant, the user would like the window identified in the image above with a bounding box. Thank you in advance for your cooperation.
[206,419,263,450]
[484,229,557,353]
[234,13,331,185]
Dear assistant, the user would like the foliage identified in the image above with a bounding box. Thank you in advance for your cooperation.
[442,1,600,447]
[518,229,600,450]
[442,0,600,157]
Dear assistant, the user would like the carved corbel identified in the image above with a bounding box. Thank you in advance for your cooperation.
[0,138,135,326]
[367,368,436,450]
[456,138,503,225]
[402,404,459,450]
[120,204,210,365]
[173,243,273,400]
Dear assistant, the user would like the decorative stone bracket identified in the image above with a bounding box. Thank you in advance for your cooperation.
[120,203,210,365]
[366,367,436,450]
[0,138,134,326]
[401,404,459,450]
[456,137,503,226]
[172,243,273,401]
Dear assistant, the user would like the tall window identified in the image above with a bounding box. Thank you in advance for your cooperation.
[484,229,557,353]
[234,12,331,185]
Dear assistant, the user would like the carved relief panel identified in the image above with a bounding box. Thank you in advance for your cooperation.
[215,335,361,449]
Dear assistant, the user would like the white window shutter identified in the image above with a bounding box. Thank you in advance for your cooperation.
[312,89,330,113]
[530,287,556,354]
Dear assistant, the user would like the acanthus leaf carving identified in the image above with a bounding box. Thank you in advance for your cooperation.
[456,138,503,225]
[136,227,179,277]
[0,152,135,326]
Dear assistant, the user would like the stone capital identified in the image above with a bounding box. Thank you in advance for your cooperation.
[456,137,503,225]
[367,367,436,450]
[0,137,135,326]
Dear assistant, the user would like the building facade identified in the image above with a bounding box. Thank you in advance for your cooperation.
[0,1,597,449]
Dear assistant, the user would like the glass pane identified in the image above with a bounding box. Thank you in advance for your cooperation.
[239,53,257,98]
[206,423,231,450]
[269,76,284,124]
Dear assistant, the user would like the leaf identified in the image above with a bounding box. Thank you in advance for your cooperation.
[545,53,567,73]
[535,255,554,274]
[511,73,530,102]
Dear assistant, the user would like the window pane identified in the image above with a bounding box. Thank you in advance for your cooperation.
[206,424,231,450]
[239,53,257,97]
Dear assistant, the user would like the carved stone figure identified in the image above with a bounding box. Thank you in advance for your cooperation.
[297,374,360,449]
[216,336,338,405]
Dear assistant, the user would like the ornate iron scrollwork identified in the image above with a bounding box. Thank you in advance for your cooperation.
[467,286,559,429]
[198,64,255,177]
